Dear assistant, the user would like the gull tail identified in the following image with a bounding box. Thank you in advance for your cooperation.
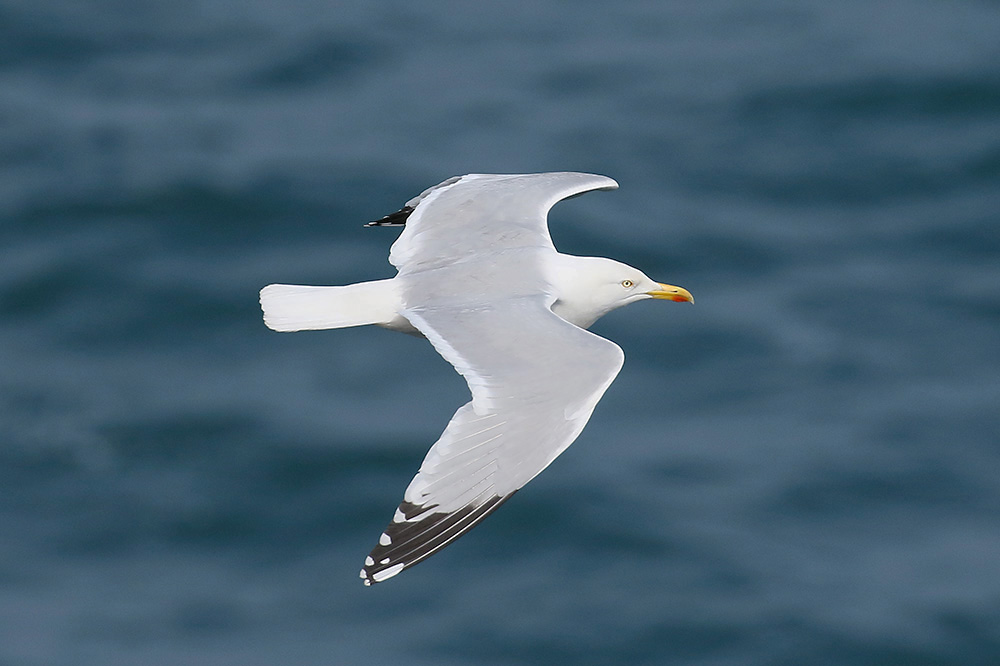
[259,279,399,332]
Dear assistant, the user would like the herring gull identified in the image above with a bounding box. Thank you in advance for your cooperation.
[259,172,693,585]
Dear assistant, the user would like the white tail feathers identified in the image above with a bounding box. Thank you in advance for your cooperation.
[260,280,400,332]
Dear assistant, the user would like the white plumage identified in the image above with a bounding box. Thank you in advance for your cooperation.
[259,172,693,585]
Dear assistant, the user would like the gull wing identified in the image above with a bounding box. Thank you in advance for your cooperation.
[388,172,618,273]
[359,295,624,585]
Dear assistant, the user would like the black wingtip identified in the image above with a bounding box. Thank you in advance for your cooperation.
[359,495,513,586]
[365,205,414,227]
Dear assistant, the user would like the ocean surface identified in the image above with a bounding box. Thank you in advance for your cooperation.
[2,1,999,664]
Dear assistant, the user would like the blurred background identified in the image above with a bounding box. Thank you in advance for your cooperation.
[2,0,999,664]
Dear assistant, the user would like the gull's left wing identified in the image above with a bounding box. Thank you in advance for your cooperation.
[360,295,624,585]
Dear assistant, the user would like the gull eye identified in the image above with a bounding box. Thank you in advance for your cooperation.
[621,279,634,288]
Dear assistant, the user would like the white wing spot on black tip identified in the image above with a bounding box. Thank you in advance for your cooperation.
[372,563,405,582]
[393,508,406,523]
[365,205,414,227]
[379,533,392,546]
[365,556,374,566]
[380,557,390,565]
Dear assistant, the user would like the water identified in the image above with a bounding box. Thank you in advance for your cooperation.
[2,0,999,664]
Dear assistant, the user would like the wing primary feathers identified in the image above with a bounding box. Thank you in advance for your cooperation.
[365,205,414,227]
[360,494,513,586]
[383,481,494,556]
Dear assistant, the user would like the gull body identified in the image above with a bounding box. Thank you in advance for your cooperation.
[259,172,692,585]
[261,252,689,335]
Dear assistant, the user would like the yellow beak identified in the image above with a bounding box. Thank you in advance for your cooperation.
[646,283,694,303]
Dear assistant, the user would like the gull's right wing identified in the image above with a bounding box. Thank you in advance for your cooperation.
[386,172,618,273]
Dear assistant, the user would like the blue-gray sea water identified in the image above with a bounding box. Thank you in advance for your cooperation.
[2,1,999,664]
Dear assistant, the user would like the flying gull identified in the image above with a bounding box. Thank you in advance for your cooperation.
[259,172,693,586]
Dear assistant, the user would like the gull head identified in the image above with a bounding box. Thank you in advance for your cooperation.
[548,255,693,329]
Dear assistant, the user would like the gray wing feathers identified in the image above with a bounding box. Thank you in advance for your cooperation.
[403,298,625,491]
[360,298,623,584]
[389,172,618,273]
